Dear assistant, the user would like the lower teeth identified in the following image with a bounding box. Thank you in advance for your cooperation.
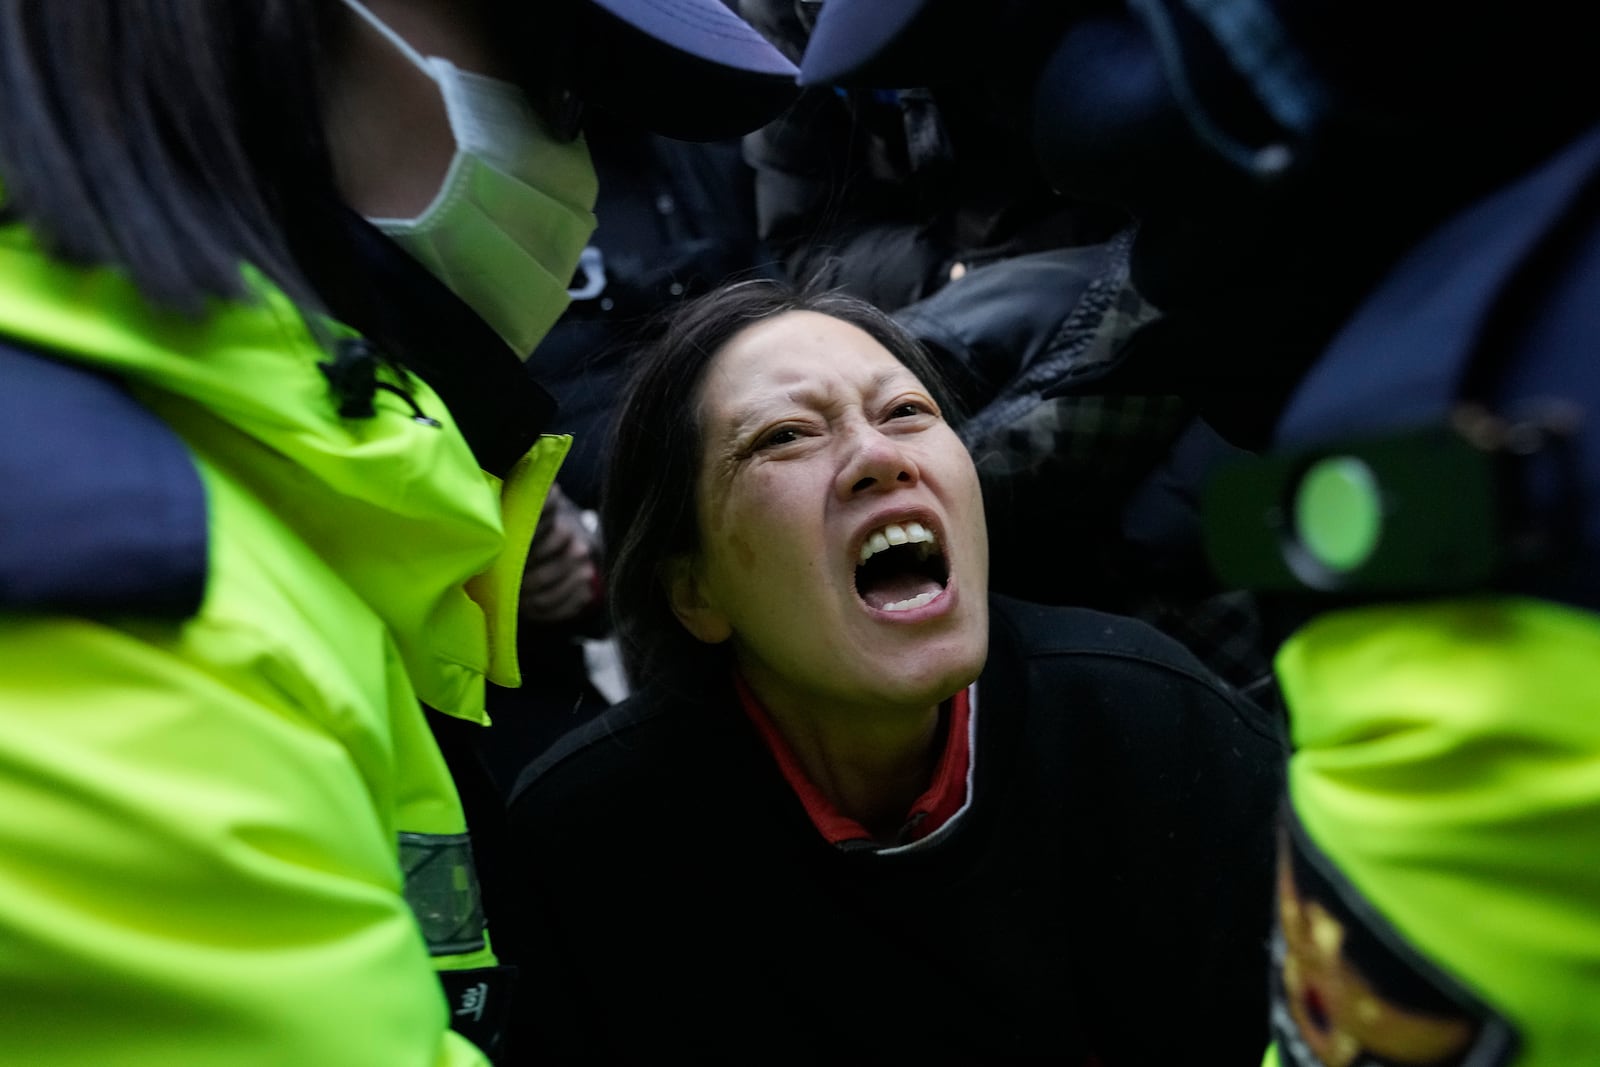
[883,590,937,612]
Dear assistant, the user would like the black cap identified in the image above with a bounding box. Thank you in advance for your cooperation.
[578,0,800,139]
[589,0,795,77]
[797,0,1057,91]
[797,0,937,87]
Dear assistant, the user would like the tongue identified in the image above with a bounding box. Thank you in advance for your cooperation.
[860,573,943,610]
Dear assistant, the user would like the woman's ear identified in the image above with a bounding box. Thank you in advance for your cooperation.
[663,555,732,645]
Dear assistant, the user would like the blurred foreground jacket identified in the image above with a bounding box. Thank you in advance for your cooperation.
[0,214,569,1065]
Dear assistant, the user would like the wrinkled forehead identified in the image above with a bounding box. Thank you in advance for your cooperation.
[695,311,924,426]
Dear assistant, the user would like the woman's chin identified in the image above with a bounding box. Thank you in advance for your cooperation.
[858,638,987,712]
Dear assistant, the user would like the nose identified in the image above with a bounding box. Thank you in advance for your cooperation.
[836,425,920,499]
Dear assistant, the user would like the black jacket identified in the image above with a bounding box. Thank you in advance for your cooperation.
[502,596,1285,1063]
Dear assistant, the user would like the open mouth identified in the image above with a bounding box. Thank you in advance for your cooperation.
[854,520,950,613]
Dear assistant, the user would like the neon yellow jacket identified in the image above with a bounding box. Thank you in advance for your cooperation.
[0,223,566,1064]
[1265,597,1600,1066]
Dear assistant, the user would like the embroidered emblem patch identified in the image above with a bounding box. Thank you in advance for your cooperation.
[1271,815,1518,1067]
[399,831,486,956]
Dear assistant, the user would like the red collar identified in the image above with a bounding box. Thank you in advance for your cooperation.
[736,676,974,849]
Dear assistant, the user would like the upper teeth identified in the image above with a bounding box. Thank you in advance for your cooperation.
[858,521,937,564]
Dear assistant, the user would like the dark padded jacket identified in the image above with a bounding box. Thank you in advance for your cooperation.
[502,596,1285,1064]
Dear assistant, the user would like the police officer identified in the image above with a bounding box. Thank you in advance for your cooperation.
[0,1,793,1063]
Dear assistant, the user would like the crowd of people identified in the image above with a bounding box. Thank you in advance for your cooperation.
[2,0,1597,1064]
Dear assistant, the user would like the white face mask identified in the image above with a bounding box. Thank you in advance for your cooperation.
[342,0,599,358]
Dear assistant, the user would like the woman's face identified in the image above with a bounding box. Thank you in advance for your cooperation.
[673,310,989,717]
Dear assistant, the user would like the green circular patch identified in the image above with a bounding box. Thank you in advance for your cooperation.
[1295,456,1384,573]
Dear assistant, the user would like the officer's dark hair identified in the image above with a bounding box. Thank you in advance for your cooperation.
[602,278,956,698]
[0,0,347,317]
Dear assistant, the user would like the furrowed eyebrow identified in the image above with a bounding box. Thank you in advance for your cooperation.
[723,384,826,431]
[721,367,924,434]
[871,369,909,392]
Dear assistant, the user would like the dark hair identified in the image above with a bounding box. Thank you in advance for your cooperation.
[602,278,957,697]
[0,0,346,316]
